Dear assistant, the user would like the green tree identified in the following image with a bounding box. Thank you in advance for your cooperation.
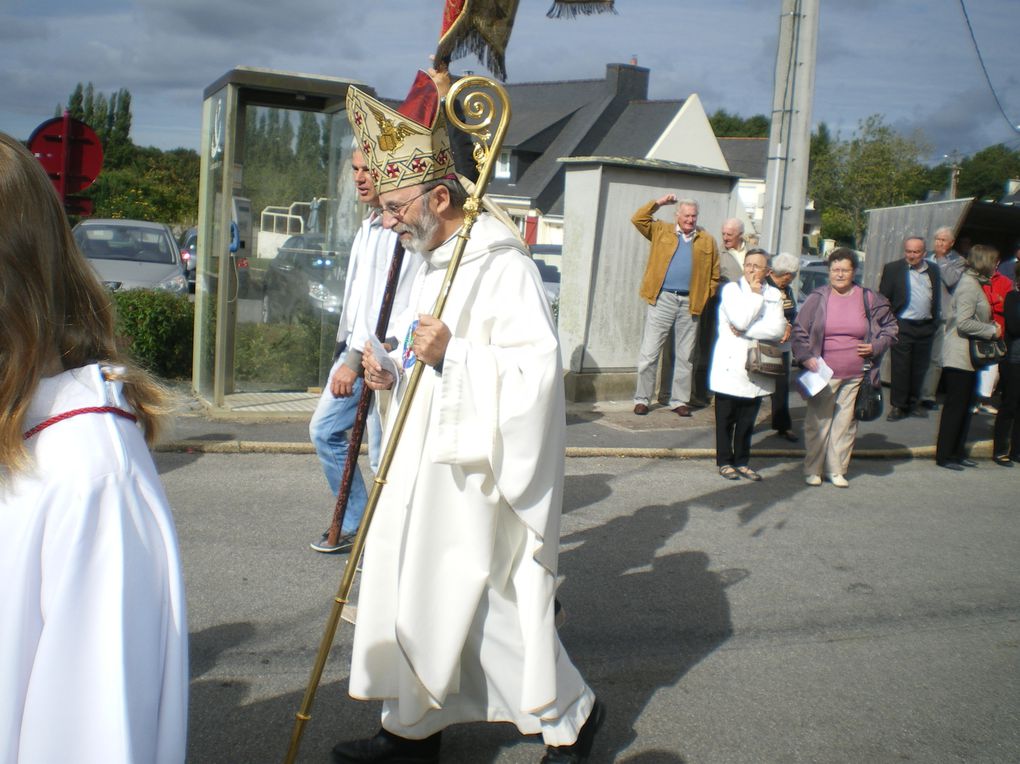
[88,147,199,226]
[107,88,134,168]
[808,115,930,247]
[82,82,95,123]
[240,107,330,228]
[91,92,110,144]
[709,108,770,137]
[61,82,199,228]
[68,83,84,121]
[958,144,1020,200]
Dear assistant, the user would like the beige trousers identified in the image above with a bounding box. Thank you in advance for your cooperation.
[803,376,863,477]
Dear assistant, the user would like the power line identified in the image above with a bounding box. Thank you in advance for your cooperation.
[959,0,1020,135]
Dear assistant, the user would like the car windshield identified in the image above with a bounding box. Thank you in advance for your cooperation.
[76,225,175,265]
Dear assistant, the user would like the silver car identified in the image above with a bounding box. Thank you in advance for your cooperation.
[73,219,188,295]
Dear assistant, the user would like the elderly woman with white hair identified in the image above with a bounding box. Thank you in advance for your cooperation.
[709,248,789,480]
[767,252,801,441]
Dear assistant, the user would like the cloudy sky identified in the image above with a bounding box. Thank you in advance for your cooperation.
[2,0,1017,162]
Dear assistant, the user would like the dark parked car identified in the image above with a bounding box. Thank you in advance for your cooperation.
[73,219,188,295]
[179,227,198,291]
[261,233,345,322]
[179,226,251,296]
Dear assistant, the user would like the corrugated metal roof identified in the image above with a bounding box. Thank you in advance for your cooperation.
[861,198,1020,289]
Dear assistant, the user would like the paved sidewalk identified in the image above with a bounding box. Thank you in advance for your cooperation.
[160,391,998,460]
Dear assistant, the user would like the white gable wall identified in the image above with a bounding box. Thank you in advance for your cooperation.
[646,94,729,172]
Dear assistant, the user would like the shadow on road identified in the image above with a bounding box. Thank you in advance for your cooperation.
[189,455,905,761]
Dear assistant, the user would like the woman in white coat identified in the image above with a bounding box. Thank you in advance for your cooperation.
[710,249,789,480]
[0,132,187,764]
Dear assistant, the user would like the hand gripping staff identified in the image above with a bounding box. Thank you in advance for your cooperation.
[283,74,511,763]
[323,240,406,549]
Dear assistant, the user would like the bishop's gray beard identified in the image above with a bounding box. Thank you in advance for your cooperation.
[398,202,441,256]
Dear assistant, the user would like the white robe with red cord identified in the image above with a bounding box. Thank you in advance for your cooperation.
[0,365,188,764]
[349,213,593,744]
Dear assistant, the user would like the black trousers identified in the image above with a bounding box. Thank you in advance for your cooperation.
[715,392,762,467]
[935,367,977,464]
[890,318,936,411]
[771,351,792,432]
[993,361,1020,458]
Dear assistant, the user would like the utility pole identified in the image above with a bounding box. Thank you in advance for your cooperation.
[762,0,819,259]
[945,150,961,199]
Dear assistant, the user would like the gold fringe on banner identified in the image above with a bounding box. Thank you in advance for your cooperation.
[546,0,616,19]
[436,0,617,80]
[437,0,521,82]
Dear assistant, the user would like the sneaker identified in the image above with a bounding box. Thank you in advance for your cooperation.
[828,474,849,488]
[804,475,822,486]
[977,403,998,415]
[310,531,355,554]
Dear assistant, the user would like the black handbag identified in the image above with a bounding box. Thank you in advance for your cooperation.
[854,290,883,422]
[854,362,883,422]
[969,337,1007,367]
[746,340,786,377]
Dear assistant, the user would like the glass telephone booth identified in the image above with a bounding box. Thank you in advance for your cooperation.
[193,68,371,408]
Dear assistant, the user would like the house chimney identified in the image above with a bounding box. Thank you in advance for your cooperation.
[630,54,638,65]
[605,62,649,100]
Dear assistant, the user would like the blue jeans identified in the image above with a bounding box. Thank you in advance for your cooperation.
[309,356,382,534]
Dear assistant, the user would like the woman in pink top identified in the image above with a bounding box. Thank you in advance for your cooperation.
[792,249,898,487]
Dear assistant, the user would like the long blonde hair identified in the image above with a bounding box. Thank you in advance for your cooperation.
[0,132,167,473]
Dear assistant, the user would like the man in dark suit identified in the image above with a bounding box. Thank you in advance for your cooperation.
[879,235,942,420]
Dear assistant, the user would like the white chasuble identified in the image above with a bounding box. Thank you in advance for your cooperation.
[349,214,592,742]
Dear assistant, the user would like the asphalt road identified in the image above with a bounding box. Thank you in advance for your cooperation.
[159,451,1020,764]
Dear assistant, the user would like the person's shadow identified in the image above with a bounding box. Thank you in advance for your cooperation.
[554,473,748,762]
[186,464,816,762]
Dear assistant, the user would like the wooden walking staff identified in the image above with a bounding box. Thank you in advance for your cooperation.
[324,241,406,548]
[283,74,512,764]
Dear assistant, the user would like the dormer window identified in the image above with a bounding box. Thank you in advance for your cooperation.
[495,150,511,179]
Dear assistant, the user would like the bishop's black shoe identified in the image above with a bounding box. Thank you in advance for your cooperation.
[331,728,441,764]
[541,699,606,763]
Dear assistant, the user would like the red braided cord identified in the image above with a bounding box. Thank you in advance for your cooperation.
[23,407,138,440]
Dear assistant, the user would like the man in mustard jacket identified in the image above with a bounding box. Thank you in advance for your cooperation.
[631,194,720,417]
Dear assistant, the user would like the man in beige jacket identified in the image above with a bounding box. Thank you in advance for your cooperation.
[631,194,720,417]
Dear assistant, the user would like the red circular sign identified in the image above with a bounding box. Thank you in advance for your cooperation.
[28,116,104,196]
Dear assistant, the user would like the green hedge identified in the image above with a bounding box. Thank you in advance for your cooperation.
[110,290,340,389]
[111,290,194,379]
[235,313,338,389]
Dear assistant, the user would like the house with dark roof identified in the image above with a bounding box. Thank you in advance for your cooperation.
[474,62,733,243]
[717,137,767,233]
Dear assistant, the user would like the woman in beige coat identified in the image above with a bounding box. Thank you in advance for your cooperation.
[935,244,1003,469]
